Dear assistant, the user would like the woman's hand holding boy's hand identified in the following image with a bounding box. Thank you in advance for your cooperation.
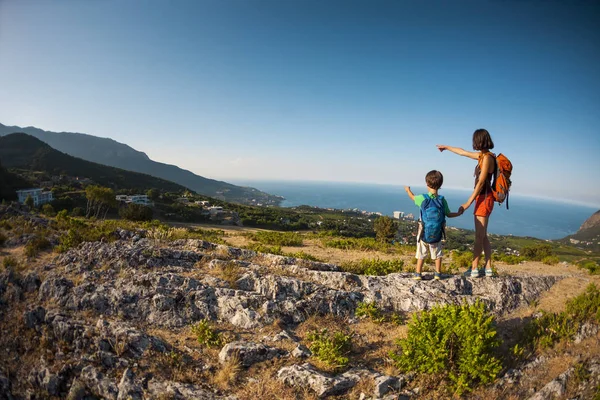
[458,206,464,215]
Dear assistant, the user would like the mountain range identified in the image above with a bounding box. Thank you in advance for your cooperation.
[0,133,188,193]
[0,123,281,205]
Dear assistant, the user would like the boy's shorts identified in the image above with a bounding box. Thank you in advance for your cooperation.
[415,240,443,260]
[474,193,494,217]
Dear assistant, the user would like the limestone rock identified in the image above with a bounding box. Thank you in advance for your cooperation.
[219,341,285,367]
[79,366,119,400]
[291,344,311,359]
[146,380,234,399]
[117,368,143,400]
[527,367,573,400]
[277,363,360,397]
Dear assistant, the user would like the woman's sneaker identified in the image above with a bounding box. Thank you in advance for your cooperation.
[463,268,481,278]
[434,272,441,280]
[485,268,494,277]
[413,273,422,281]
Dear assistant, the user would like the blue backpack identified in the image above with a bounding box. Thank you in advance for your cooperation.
[419,194,446,244]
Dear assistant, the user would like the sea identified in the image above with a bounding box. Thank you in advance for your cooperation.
[232,180,599,240]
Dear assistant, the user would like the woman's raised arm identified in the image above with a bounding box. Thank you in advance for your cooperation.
[436,144,479,160]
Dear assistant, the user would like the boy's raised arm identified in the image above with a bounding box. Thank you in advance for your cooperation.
[404,186,415,201]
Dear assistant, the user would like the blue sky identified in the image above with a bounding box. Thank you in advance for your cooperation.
[1,0,599,207]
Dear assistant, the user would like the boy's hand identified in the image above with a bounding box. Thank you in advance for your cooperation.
[404,186,411,193]
[458,206,464,215]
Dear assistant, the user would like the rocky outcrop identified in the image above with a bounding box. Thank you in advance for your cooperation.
[277,364,409,398]
[0,226,570,399]
[219,341,285,367]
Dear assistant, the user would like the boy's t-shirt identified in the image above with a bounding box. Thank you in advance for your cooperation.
[413,193,451,217]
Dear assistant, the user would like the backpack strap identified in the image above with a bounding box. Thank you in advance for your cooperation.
[417,195,429,243]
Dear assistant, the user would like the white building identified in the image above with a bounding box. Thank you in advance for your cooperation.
[208,206,223,215]
[393,211,404,219]
[115,194,153,206]
[17,188,54,207]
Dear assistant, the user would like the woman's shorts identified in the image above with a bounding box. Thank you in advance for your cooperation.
[474,193,494,217]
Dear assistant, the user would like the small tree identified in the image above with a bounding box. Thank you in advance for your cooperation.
[85,185,117,219]
[119,203,153,221]
[147,188,161,201]
[374,216,398,243]
[41,203,55,216]
[24,195,35,209]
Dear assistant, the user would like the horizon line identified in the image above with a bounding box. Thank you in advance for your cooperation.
[231,177,600,210]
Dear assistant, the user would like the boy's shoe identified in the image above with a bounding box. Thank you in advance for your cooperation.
[434,273,441,280]
[413,273,422,281]
[463,268,481,278]
[485,268,494,277]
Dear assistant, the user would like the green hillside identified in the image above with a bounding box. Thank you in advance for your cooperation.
[0,160,32,201]
[0,133,190,193]
[0,122,282,205]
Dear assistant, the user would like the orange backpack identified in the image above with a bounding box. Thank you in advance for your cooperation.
[492,153,513,209]
[478,153,513,209]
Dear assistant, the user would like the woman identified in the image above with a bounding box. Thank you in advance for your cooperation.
[437,129,496,278]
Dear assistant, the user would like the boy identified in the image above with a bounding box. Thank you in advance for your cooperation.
[404,170,463,280]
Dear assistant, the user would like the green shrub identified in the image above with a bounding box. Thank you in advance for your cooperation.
[247,231,303,246]
[284,251,322,262]
[390,301,501,395]
[519,284,600,355]
[306,329,353,369]
[355,301,386,323]
[565,284,600,324]
[521,244,553,261]
[451,250,474,269]
[71,207,85,217]
[541,255,560,265]
[119,203,153,222]
[373,216,398,243]
[577,260,600,275]
[245,243,284,255]
[24,235,51,257]
[340,258,404,276]
[496,253,525,265]
[355,301,405,324]
[522,311,576,350]
[323,237,392,252]
[184,227,226,244]
[191,319,222,348]
[41,203,55,216]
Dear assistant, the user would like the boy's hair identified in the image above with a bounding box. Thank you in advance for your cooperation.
[425,170,444,190]
[472,128,494,150]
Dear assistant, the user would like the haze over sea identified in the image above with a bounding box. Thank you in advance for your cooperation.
[233,180,597,240]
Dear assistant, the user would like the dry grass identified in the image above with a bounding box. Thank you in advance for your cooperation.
[352,319,408,371]
[344,377,375,399]
[235,376,303,400]
[212,352,242,390]
[295,314,348,339]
